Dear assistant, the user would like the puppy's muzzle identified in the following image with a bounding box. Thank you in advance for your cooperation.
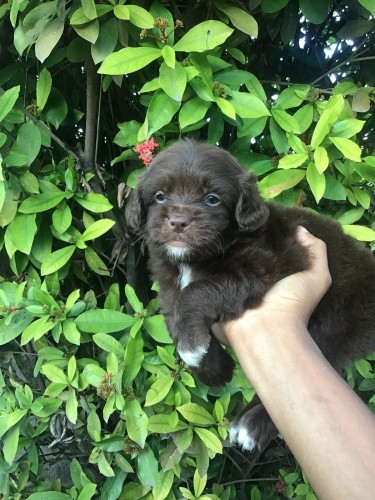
[168,214,191,233]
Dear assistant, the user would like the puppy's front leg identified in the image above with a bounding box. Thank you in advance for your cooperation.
[175,277,265,386]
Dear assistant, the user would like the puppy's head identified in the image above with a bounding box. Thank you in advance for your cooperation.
[125,139,269,262]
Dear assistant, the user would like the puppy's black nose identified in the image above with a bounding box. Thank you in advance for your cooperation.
[168,214,190,233]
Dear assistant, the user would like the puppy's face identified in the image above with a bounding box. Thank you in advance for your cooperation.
[126,140,269,262]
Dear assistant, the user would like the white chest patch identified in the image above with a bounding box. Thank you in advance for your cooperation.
[178,264,193,289]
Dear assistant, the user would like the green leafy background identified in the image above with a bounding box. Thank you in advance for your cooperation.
[0,0,374,498]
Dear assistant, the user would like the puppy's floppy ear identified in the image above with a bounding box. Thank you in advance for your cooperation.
[235,173,269,232]
[125,181,146,234]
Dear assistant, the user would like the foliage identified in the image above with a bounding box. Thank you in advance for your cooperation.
[0,0,374,498]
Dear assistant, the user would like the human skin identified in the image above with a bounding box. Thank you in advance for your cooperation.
[218,227,375,500]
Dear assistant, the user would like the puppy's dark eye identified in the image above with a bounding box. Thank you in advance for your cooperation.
[204,193,221,206]
[155,191,167,203]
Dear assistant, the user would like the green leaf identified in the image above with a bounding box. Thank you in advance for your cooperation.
[324,175,346,201]
[30,397,62,418]
[82,0,97,20]
[358,0,375,16]
[43,87,68,129]
[125,398,148,448]
[0,86,20,122]
[244,73,267,102]
[96,436,125,452]
[74,193,113,212]
[19,191,66,213]
[314,146,329,173]
[20,315,54,345]
[162,45,175,68]
[153,470,175,500]
[145,374,174,406]
[258,169,305,198]
[230,91,270,118]
[98,47,162,75]
[355,162,375,184]
[127,5,155,28]
[194,427,222,454]
[6,213,37,255]
[336,207,365,225]
[5,121,42,167]
[41,363,69,384]
[27,494,70,500]
[294,103,313,134]
[63,319,81,345]
[159,62,187,102]
[91,18,118,65]
[215,97,236,120]
[329,137,362,162]
[79,218,115,243]
[87,410,101,441]
[193,468,207,497]
[261,0,288,13]
[300,0,330,24]
[215,4,258,37]
[52,204,72,234]
[311,95,344,149]
[41,245,76,276]
[278,153,308,169]
[3,424,20,465]
[72,19,99,44]
[342,225,375,242]
[83,364,106,387]
[84,247,110,276]
[125,284,143,313]
[113,5,129,20]
[179,488,195,500]
[307,162,326,203]
[177,403,215,425]
[137,446,158,487]
[148,414,187,433]
[123,334,144,385]
[35,17,64,63]
[0,310,33,346]
[146,91,181,136]
[98,450,115,477]
[144,315,173,344]
[174,21,233,53]
[93,333,125,357]
[331,118,365,139]
[179,97,210,129]
[66,388,78,424]
[271,109,300,134]
[75,309,137,333]
[337,20,374,40]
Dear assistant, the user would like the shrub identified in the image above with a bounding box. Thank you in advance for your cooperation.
[0,1,374,498]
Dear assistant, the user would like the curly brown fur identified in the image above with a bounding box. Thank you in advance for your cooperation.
[126,139,375,452]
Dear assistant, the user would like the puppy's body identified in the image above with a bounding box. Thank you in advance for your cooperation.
[126,139,375,451]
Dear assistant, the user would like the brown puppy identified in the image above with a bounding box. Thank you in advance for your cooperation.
[126,139,375,452]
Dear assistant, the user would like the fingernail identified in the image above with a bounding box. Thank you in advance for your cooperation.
[297,226,309,234]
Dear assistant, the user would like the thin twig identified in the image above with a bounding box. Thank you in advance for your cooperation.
[310,54,373,86]
[219,477,276,487]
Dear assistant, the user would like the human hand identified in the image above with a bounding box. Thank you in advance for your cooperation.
[213,227,332,346]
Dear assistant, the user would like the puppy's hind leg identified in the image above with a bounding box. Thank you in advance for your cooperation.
[230,400,278,453]
[192,335,235,387]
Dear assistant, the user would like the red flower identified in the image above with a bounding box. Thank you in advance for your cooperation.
[135,138,159,166]
[274,480,285,493]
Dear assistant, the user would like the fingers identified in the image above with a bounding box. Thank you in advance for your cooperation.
[296,226,332,289]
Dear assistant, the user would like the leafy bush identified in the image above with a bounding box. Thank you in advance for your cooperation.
[0,0,374,498]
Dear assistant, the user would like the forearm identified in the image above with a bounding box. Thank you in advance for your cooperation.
[225,316,375,500]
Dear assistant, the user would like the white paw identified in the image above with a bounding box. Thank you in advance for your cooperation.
[229,423,257,452]
[178,345,208,367]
